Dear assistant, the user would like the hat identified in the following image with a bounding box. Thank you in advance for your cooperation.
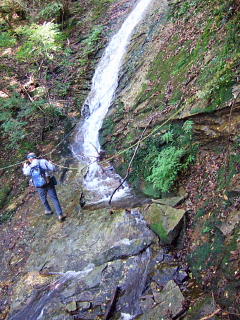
[27,152,37,159]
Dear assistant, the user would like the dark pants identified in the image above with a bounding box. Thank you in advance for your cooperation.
[37,184,63,216]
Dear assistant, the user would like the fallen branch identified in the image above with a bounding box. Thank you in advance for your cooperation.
[108,122,150,205]
[199,308,221,320]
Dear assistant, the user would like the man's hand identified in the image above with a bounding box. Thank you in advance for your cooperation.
[23,161,29,168]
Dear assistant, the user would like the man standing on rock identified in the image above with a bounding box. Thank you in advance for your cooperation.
[22,152,65,222]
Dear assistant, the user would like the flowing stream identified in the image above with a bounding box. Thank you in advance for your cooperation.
[72,0,152,199]
[9,265,95,320]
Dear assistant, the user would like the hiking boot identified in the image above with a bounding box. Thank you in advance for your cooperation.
[58,215,65,222]
[45,210,53,215]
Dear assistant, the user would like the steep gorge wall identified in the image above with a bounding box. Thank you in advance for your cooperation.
[99,0,240,316]
[100,0,240,196]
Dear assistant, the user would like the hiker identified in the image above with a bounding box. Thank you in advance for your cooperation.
[22,152,65,222]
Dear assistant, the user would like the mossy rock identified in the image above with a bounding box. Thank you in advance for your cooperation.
[143,203,185,244]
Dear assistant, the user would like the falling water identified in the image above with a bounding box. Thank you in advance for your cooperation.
[72,0,152,198]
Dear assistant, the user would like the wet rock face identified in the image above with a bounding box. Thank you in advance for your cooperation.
[7,200,188,320]
[8,208,156,319]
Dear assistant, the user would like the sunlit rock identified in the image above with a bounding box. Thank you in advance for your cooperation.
[143,203,186,244]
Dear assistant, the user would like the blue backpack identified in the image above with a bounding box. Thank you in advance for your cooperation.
[30,164,48,187]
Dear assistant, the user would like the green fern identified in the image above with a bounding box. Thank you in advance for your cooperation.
[0,32,16,47]
[161,130,174,143]
[145,121,197,193]
[147,146,185,192]
[38,2,63,21]
[16,22,64,61]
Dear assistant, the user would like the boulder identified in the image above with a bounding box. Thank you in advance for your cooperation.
[152,187,188,207]
[219,210,240,236]
[152,267,188,287]
[138,280,185,320]
[143,203,186,244]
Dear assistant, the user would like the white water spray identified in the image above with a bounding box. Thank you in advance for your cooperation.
[72,0,152,196]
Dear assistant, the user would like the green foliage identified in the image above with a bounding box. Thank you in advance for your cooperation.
[0,93,28,147]
[0,93,65,148]
[16,22,64,61]
[217,151,240,191]
[0,209,15,224]
[54,81,71,97]
[147,120,196,193]
[2,119,27,147]
[116,121,197,195]
[43,103,64,118]
[0,31,16,47]
[161,130,174,143]
[83,25,104,56]
[147,146,185,193]
[38,1,63,21]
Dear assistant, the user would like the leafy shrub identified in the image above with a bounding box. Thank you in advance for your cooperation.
[116,121,197,195]
[16,22,64,61]
[0,93,65,148]
[0,93,28,147]
[38,1,63,21]
[146,120,196,193]
[0,31,16,47]
[83,25,104,56]
[147,146,185,192]
[2,119,27,147]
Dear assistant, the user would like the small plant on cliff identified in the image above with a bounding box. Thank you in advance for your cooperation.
[147,120,196,193]
[83,25,104,56]
[16,22,65,62]
[0,31,16,47]
[38,2,64,21]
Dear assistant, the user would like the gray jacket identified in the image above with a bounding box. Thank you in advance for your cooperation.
[23,159,56,177]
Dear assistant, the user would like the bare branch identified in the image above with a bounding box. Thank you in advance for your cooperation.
[108,119,152,205]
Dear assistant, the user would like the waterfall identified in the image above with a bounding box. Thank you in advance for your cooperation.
[72,0,152,198]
